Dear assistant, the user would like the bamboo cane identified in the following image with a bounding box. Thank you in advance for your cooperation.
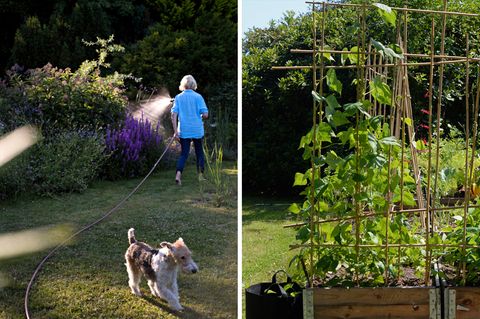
[306,1,479,17]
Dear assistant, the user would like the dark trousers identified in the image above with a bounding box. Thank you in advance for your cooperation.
[176,138,205,173]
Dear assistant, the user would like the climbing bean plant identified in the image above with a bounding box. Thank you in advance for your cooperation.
[289,77,422,286]
[289,2,480,287]
[289,3,427,287]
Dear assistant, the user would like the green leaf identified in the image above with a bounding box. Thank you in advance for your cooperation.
[367,154,387,168]
[352,173,367,182]
[315,178,330,197]
[373,275,385,285]
[353,191,369,202]
[332,111,350,127]
[393,190,416,207]
[317,201,329,212]
[296,226,310,243]
[325,151,342,169]
[337,128,355,147]
[294,172,308,186]
[402,191,416,207]
[403,173,416,185]
[298,128,313,149]
[402,117,412,127]
[312,90,325,103]
[373,196,387,208]
[325,94,341,114]
[341,47,349,66]
[362,100,373,110]
[373,3,396,28]
[414,140,427,150]
[264,289,277,295]
[345,102,371,118]
[317,122,333,143]
[325,95,342,125]
[326,69,342,95]
[371,39,403,61]
[368,132,378,153]
[369,115,383,129]
[370,77,392,106]
[348,46,362,65]
[379,136,400,147]
[368,231,380,244]
[321,45,335,62]
[388,44,404,56]
[288,203,301,214]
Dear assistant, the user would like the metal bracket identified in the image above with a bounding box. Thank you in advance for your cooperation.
[443,288,457,319]
[303,288,314,319]
[429,289,440,319]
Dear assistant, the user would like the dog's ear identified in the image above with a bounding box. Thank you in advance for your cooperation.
[159,241,173,249]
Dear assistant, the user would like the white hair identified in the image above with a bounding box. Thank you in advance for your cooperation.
[179,75,197,91]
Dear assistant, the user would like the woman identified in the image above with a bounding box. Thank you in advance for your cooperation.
[171,75,209,185]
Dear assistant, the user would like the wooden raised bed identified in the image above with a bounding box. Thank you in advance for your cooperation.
[445,287,480,319]
[303,287,480,319]
[303,287,439,319]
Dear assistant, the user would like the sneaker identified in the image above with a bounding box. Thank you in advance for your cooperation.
[175,171,182,186]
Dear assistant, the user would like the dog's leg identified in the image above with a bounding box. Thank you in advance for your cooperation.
[172,279,179,300]
[125,262,142,296]
[154,281,183,311]
[147,279,160,297]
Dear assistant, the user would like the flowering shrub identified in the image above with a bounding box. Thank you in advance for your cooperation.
[0,36,129,135]
[0,130,106,199]
[103,114,164,179]
[0,37,131,198]
[0,62,128,135]
[31,131,107,196]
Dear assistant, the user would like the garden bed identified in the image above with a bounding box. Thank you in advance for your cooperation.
[303,287,437,319]
[448,287,480,318]
[303,286,480,319]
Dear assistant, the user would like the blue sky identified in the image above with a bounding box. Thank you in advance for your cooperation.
[242,0,311,35]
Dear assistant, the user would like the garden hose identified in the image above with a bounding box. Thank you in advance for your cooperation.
[24,136,175,319]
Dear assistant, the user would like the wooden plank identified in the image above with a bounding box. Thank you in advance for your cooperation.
[312,288,432,319]
[454,287,480,319]
[314,304,429,319]
[313,287,431,305]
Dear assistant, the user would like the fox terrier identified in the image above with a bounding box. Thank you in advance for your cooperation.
[124,228,198,311]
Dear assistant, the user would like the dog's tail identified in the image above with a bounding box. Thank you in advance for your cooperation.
[128,228,136,245]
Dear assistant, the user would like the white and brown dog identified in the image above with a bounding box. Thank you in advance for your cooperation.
[124,228,198,311]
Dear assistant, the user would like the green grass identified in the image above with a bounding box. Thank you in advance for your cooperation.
[0,163,237,319]
[242,196,300,317]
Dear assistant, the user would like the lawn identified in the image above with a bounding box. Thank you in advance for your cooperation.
[0,163,237,319]
[242,196,300,317]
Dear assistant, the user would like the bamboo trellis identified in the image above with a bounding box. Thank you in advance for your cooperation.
[276,1,480,287]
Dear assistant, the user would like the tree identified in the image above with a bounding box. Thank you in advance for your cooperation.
[242,0,480,196]
[243,11,314,195]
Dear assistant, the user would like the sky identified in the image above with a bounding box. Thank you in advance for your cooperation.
[242,0,311,35]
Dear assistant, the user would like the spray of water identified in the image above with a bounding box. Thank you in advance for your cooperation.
[132,88,173,126]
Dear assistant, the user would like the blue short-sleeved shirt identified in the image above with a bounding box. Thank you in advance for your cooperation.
[171,89,208,139]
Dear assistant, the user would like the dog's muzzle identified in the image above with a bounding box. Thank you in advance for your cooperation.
[183,262,199,274]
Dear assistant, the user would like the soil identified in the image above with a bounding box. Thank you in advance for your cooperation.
[313,263,480,288]
[313,266,426,288]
